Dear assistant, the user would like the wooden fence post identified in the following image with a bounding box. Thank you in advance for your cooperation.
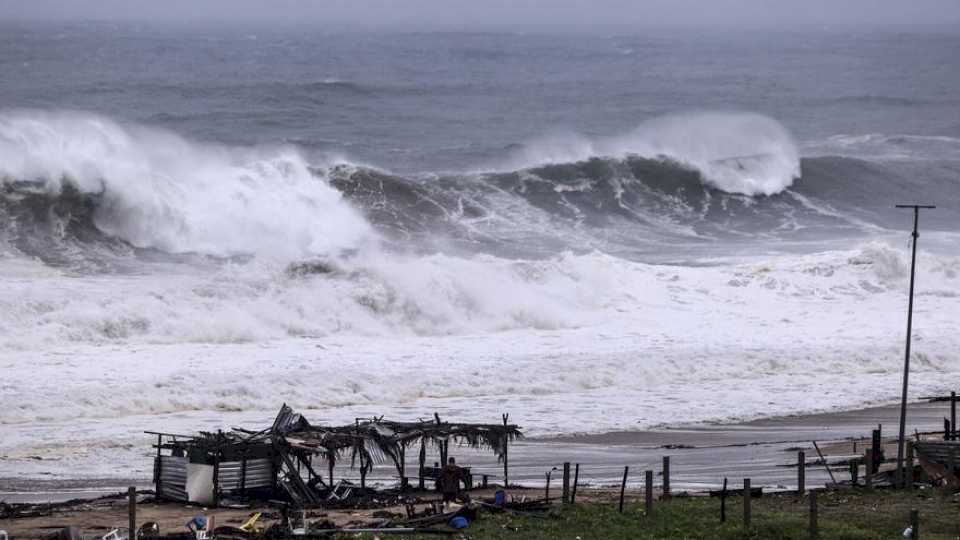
[720,477,728,523]
[645,470,654,516]
[910,509,919,540]
[571,464,580,504]
[662,456,671,499]
[618,466,629,513]
[562,462,571,504]
[545,471,552,503]
[128,486,136,538]
[849,461,858,487]
[809,490,817,540]
[864,450,873,489]
[743,478,752,527]
[798,450,805,494]
[871,429,881,474]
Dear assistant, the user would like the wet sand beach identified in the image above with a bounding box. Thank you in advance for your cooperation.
[2,399,952,504]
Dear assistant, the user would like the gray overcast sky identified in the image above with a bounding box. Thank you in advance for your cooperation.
[1,0,959,29]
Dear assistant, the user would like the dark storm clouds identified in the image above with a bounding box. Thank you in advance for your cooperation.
[1,0,959,29]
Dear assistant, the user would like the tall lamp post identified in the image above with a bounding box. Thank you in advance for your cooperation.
[894,204,935,488]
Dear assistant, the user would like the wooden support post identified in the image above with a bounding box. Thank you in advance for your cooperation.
[798,450,805,494]
[864,450,873,489]
[571,464,580,504]
[662,456,671,499]
[355,418,366,491]
[809,490,818,540]
[906,441,914,489]
[128,486,136,538]
[743,478,751,527]
[397,444,406,483]
[645,470,654,516]
[618,466,629,513]
[952,392,957,440]
[482,475,489,489]
[418,439,426,490]
[502,413,510,488]
[154,434,163,498]
[562,462,571,504]
[720,477,728,523]
[849,461,858,487]
[910,509,919,540]
[945,418,951,441]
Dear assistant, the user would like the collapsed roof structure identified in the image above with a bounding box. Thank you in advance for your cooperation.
[150,405,523,507]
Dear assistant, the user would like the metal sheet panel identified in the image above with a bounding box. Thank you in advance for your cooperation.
[157,456,188,502]
[218,458,274,492]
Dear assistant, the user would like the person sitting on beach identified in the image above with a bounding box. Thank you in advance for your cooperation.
[438,457,466,503]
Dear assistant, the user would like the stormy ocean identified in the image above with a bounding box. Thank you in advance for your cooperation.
[1,22,959,481]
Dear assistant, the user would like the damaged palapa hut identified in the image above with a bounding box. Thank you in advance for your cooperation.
[149,405,522,506]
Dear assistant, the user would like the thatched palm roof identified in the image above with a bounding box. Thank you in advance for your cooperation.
[174,404,523,478]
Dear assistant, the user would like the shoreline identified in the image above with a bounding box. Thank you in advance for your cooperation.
[2,398,952,503]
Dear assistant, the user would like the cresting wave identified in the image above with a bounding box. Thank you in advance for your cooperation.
[494,111,801,196]
[0,110,378,260]
[0,109,924,268]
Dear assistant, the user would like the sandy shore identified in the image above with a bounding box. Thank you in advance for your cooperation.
[1,399,953,504]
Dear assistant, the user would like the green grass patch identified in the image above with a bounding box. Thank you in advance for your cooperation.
[349,488,960,539]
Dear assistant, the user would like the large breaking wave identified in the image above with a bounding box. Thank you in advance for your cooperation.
[1,108,958,348]
[0,110,377,264]
[3,109,948,268]
[494,111,801,196]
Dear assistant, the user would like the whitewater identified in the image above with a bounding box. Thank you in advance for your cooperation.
[1,26,959,482]
[0,109,958,480]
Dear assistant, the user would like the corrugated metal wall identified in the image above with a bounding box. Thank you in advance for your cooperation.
[156,456,188,502]
[218,458,274,492]
[156,455,275,502]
